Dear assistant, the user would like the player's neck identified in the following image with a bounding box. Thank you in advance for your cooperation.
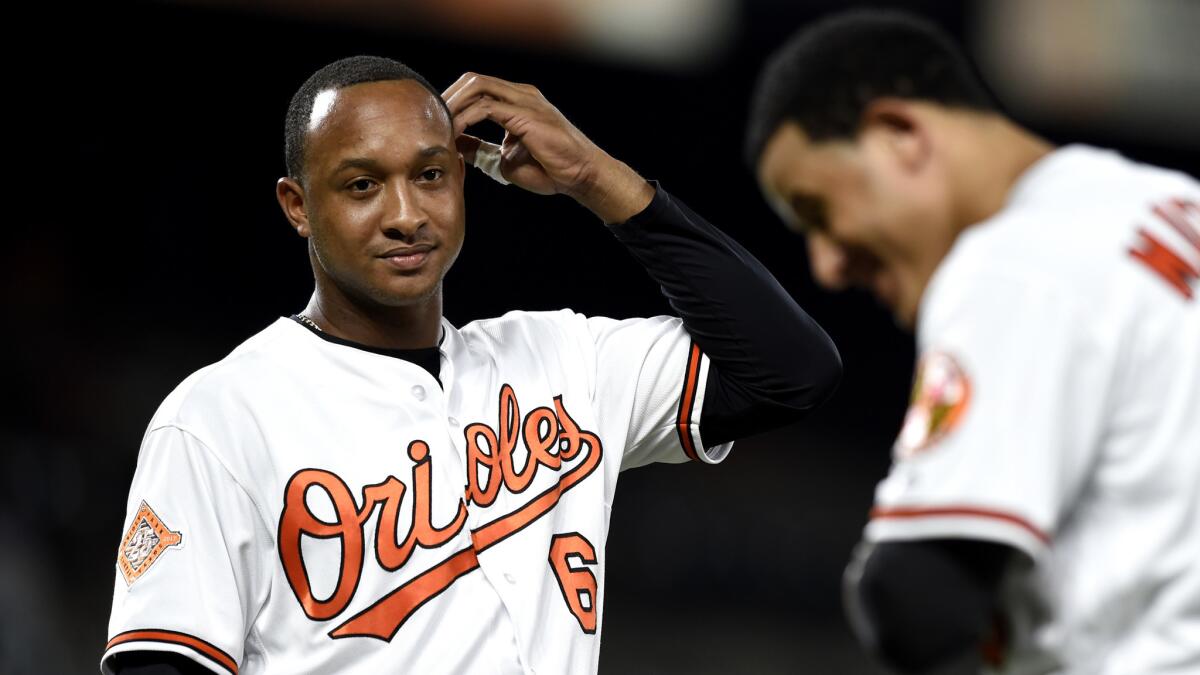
[950,117,1053,232]
[302,286,443,351]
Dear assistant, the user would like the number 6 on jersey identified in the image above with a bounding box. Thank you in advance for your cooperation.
[549,533,599,634]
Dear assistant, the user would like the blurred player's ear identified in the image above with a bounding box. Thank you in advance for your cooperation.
[276,177,312,238]
[861,98,930,175]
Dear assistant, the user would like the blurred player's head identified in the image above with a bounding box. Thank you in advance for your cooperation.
[747,10,1043,327]
[275,56,466,310]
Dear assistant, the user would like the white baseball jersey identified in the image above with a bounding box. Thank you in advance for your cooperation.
[103,309,731,674]
[866,145,1200,674]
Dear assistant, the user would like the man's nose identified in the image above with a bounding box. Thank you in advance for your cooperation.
[382,182,427,237]
[806,231,851,290]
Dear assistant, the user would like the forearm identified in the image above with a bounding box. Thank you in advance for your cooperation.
[845,539,1015,673]
[609,184,841,444]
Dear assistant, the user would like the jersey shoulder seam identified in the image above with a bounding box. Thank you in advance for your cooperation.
[151,322,297,420]
[143,422,278,564]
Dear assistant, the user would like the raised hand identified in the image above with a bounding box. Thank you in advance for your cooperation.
[442,73,654,224]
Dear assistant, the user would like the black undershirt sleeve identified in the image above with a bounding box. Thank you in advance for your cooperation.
[845,539,1017,674]
[110,650,212,675]
[609,183,842,446]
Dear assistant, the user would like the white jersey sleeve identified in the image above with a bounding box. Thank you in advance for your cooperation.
[581,314,733,470]
[866,266,1112,560]
[103,425,272,674]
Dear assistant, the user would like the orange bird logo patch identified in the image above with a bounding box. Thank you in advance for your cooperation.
[119,501,183,585]
[895,351,972,459]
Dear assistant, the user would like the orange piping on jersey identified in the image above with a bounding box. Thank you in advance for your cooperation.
[869,506,1050,545]
[675,342,703,462]
[106,629,237,674]
[329,546,480,641]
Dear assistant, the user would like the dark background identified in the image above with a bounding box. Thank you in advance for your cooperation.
[5,1,1197,673]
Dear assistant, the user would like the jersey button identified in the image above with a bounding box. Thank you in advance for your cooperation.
[448,416,459,426]
[411,385,426,401]
[503,572,517,584]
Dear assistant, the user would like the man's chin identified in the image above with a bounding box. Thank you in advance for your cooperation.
[366,278,443,308]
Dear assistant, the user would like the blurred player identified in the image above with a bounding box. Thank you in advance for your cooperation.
[747,10,1200,675]
[101,57,840,674]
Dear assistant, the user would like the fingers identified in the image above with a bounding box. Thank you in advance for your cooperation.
[442,72,541,119]
[450,95,530,138]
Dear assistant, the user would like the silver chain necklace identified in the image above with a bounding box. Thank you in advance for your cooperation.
[295,313,323,332]
[297,313,444,347]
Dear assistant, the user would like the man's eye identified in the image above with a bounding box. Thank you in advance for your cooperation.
[349,179,375,192]
[419,169,444,182]
[791,196,829,233]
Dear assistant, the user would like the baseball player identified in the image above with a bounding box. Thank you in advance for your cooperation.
[101,57,841,674]
[746,10,1200,675]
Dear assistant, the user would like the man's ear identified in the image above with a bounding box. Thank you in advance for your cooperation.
[276,177,311,238]
[861,98,931,174]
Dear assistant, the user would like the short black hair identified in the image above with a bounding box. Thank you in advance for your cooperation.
[284,55,450,182]
[745,10,997,167]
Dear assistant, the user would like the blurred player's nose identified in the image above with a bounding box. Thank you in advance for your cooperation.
[807,231,851,290]
[381,181,427,238]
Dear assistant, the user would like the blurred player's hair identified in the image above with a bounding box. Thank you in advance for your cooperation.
[285,55,451,182]
[744,10,998,167]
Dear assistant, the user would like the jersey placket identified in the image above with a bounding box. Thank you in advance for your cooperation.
[435,328,534,674]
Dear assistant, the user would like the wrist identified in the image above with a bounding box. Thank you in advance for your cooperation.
[569,152,655,225]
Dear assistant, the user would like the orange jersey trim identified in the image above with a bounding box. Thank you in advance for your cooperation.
[870,505,1051,545]
[675,342,703,462]
[106,629,237,674]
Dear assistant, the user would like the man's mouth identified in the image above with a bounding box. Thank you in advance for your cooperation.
[379,244,434,271]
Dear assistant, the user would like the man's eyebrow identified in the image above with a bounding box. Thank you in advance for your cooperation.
[332,157,380,174]
[331,147,452,174]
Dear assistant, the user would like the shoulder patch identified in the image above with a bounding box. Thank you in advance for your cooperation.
[895,351,972,459]
[118,501,183,585]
